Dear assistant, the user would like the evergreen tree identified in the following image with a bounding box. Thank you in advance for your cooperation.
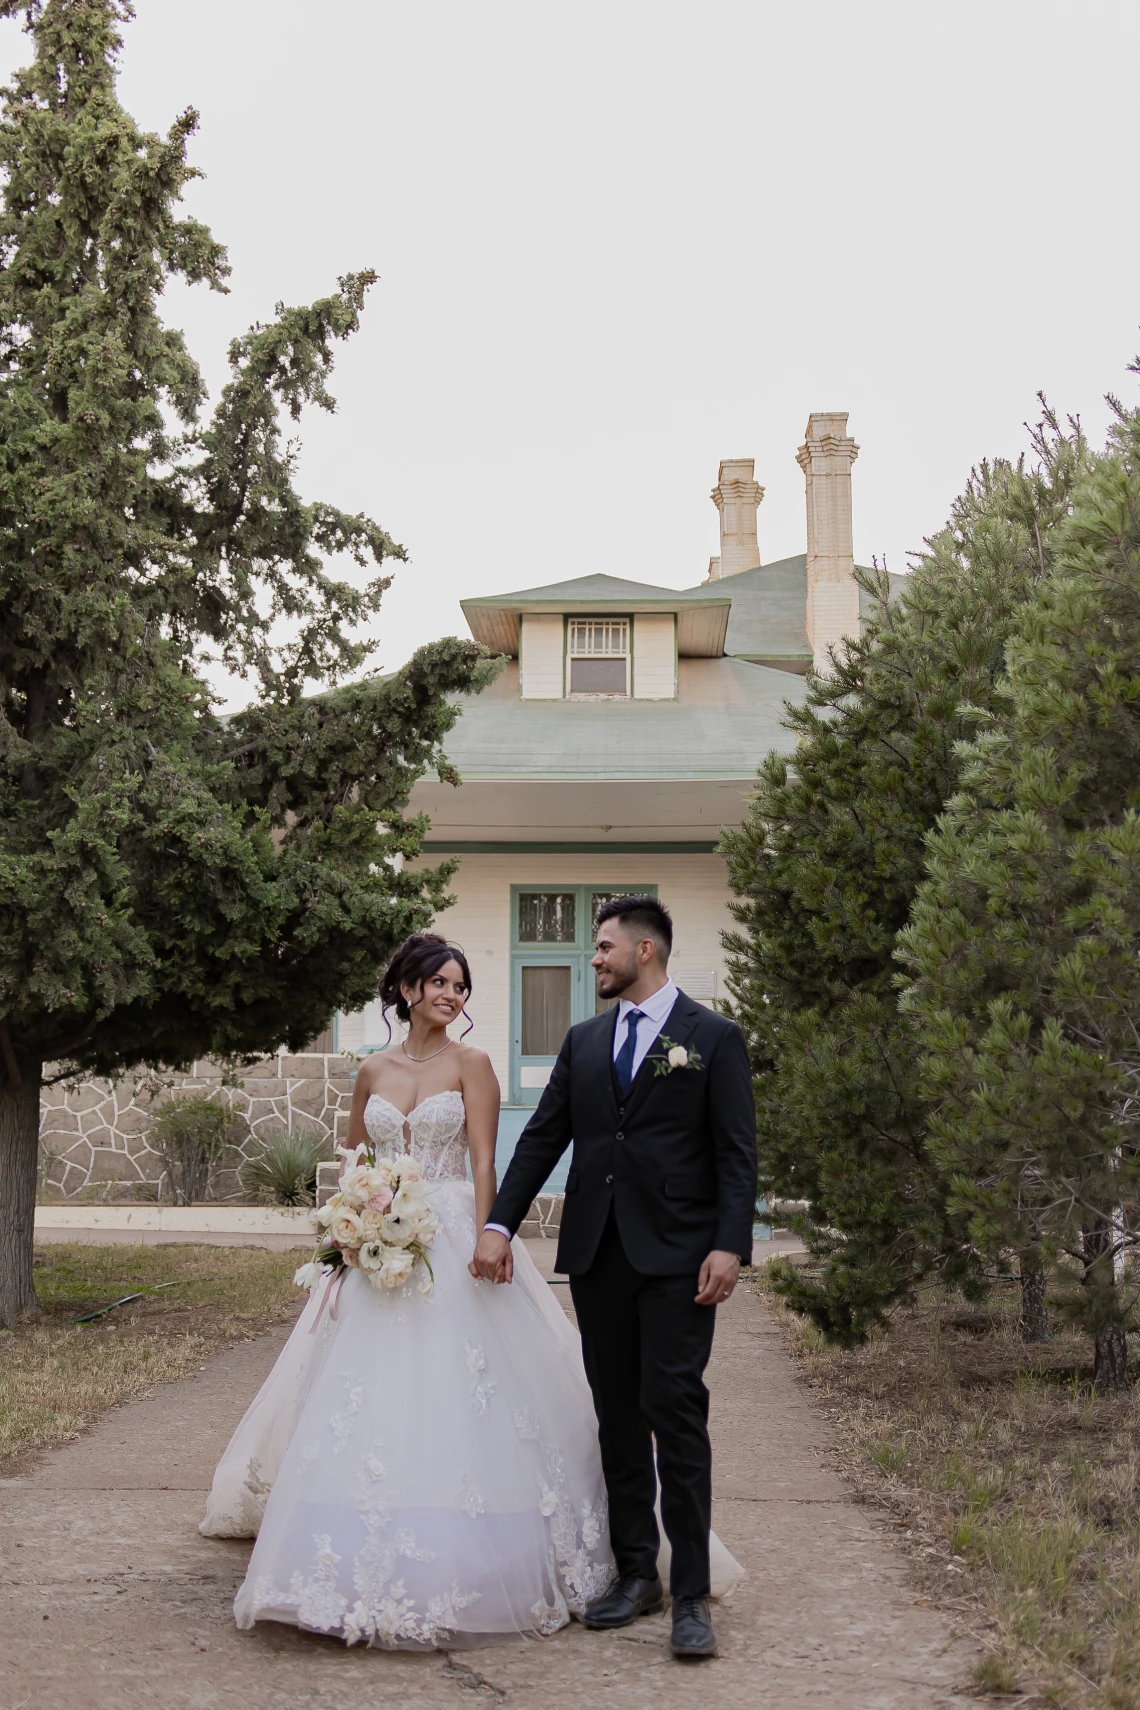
[720,414,1085,1343]
[0,0,491,1325]
[898,385,1140,1391]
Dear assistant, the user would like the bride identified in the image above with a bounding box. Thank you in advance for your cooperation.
[201,932,739,1650]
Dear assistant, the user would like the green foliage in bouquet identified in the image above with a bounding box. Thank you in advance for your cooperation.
[0,1,494,1325]
[721,409,1086,1344]
[899,376,1140,1391]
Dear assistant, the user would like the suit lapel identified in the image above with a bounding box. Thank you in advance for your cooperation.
[597,1006,622,1114]
[619,990,703,1121]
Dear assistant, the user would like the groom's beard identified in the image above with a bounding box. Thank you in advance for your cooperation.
[595,960,638,1001]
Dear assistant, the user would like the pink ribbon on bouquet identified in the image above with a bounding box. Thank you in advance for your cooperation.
[309,1265,347,1334]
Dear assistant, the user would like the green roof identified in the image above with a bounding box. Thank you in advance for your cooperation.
[682,556,812,661]
[678,555,908,662]
[463,572,715,609]
[441,656,805,779]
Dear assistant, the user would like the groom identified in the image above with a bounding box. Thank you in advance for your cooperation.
[473,896,757,1660]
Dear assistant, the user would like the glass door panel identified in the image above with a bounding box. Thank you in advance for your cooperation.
[509,885,657,1105]
[521,965,572,1055]
[512,953,578,1106]
[518,891,577,943]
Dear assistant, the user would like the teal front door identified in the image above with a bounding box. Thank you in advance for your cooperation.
[508,884,656,1105]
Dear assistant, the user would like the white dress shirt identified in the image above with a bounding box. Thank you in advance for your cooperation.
[484,978,680,1241]
[612,977,679,1079]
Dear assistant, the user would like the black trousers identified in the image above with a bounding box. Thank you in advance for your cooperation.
[569,1212,717,1599]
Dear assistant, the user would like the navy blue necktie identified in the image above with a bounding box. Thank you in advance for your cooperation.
[615,1008,646,1093]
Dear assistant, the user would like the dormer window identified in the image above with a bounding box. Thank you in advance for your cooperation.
[567,618,629,696]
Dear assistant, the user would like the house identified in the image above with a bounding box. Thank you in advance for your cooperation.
[38,411,894,1204]
[333,412,892,1182]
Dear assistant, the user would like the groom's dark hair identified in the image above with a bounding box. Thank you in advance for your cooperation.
[594,894,673,959]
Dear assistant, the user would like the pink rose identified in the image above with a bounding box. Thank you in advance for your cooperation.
[366,1188,393,1212]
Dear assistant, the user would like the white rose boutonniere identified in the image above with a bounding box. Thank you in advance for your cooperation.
[650,1035,704,1077]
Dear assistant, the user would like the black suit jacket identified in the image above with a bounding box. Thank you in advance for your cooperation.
[488,991,758,1276]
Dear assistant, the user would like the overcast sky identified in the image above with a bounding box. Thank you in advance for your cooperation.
[5,1,1138,699]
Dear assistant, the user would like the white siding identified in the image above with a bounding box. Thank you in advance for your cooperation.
[519,614,564,698]
[336,998,390,1053]
[406,851,733,1093]
[632,613,676,699]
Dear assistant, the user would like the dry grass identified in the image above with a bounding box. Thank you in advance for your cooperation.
[758,1271,1140,1708]
[0,1243,302,1474]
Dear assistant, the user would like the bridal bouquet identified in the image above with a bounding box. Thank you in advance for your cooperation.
[294,1146,439,1296]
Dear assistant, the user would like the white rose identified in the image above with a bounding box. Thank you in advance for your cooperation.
[338,1167,373,1209]
[293,1261,324,1290]
[395,1157,423,1185]
[330,1208,363,1248]
[410,1209,439,1245]
[667,1045,689,1069]
[359,1208,386,1240]
[378,1250,415,1289]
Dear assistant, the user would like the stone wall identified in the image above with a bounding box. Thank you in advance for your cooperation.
[38,1053,357,1200]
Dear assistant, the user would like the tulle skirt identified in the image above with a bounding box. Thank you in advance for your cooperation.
[201,1177,742,1649]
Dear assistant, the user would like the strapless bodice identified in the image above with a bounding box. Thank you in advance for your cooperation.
[362,1090,468,1182]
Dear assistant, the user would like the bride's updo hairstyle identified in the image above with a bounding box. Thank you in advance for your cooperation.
[378,933,474,1040]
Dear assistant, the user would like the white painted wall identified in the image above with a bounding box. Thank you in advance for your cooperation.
[632,613,676,698]
[519,613,564,698]
[398,851,732,1094]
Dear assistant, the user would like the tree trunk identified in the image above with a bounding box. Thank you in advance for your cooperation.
[1081,1217,1131,1395]
[0,1059,43,1328]
[1093,1325,1130,1395]
[1019,1254,1052,1343]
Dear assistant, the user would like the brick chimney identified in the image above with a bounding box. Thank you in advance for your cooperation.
[796,412,859,670]
[708,458,763,579]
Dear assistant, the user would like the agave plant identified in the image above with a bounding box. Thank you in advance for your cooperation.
[240,1129,330,1206]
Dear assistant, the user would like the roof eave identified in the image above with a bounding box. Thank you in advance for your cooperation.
[462,598,730,658]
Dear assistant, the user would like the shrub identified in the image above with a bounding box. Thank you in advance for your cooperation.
[151,1095,246,1206]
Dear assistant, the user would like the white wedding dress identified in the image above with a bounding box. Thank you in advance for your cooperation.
[201,1090,742,1649]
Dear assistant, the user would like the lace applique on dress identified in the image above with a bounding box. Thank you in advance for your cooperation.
[534,1441,613,1612]
[290,1535,349,1632]
[330,1376,364,1454]
[459,1469,486,1518]
[465,1342,496,1416]
[363,1090,469,1182]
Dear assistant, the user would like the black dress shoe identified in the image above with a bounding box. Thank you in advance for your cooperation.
[670,1595,718,1658]
[583,1574,665,1629]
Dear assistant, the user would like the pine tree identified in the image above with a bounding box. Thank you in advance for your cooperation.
[720,414,1085,1343]
[0,1,492,1325]
[898,384,1140,1391]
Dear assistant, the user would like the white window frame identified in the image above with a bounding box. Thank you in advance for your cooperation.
[566,616,630,697]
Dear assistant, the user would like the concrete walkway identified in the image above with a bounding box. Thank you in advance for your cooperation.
[0,1245,973,1709]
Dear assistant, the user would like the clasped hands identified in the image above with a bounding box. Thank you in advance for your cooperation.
[470,1229,740,1305]
[469,1229,513,1284]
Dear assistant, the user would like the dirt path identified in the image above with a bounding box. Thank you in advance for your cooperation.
[0,1245,974,1708]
